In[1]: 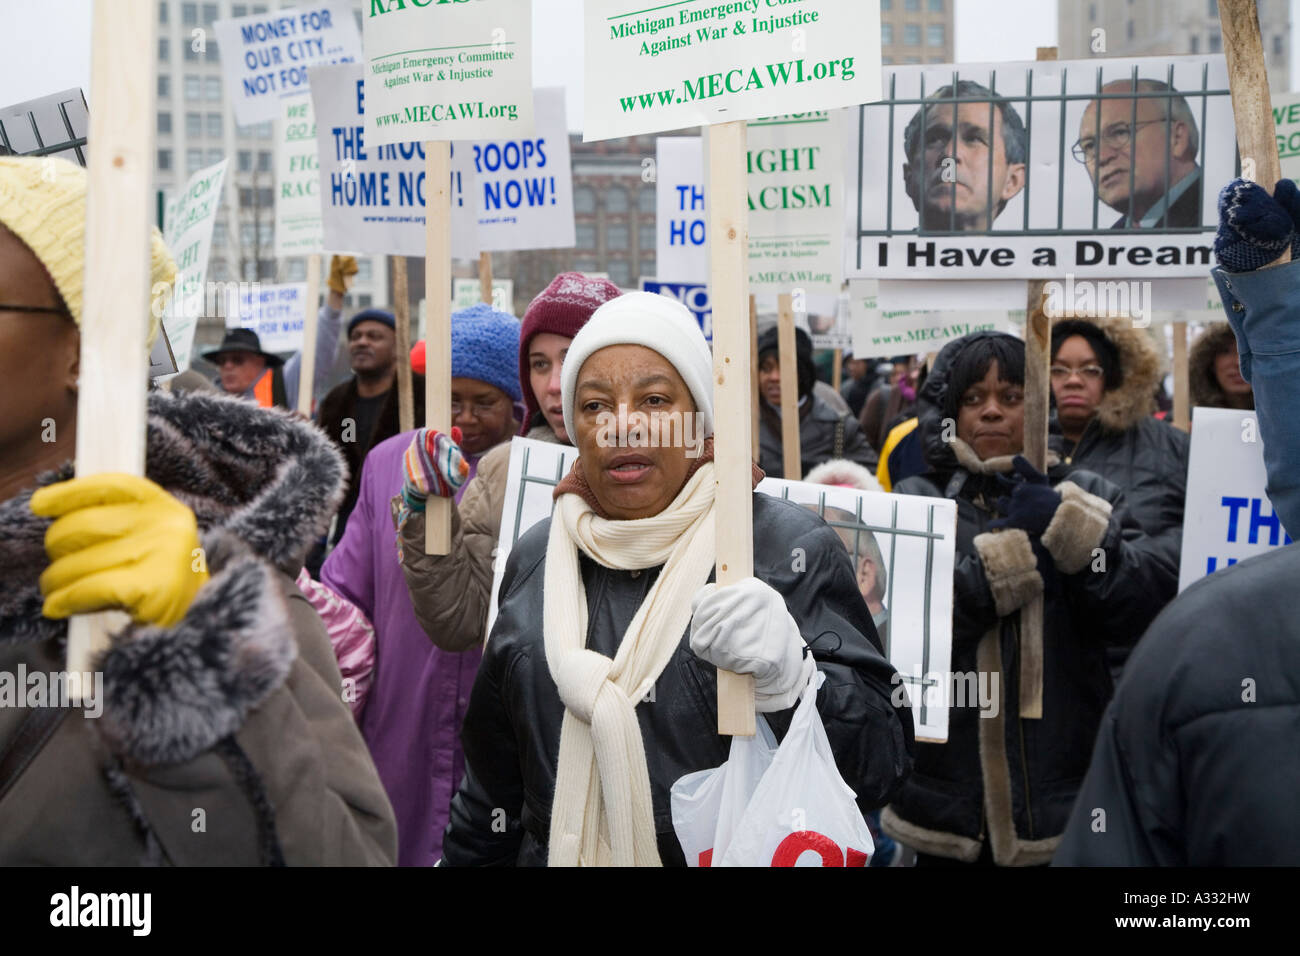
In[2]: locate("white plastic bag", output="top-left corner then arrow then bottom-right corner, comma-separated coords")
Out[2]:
670,713 -> 778,867
670,670 -> 875,867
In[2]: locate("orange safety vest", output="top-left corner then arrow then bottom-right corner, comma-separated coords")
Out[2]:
253,368 -> 275,408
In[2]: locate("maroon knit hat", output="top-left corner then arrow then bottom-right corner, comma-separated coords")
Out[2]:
517,271 -> 623,435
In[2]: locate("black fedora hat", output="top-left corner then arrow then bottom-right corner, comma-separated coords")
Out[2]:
202,327 -> 284,367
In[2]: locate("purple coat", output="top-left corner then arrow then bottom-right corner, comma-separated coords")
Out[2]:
322,430 -> 483,866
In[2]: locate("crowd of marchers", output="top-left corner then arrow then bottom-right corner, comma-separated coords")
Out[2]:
0,154 -> 1296,867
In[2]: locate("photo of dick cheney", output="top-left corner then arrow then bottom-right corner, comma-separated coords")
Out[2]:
849,55 -> 1234,278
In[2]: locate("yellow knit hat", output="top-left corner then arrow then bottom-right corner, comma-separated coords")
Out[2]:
0,155 -> 176,346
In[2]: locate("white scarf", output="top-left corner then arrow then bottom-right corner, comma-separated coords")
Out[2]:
543,463 -> 717,866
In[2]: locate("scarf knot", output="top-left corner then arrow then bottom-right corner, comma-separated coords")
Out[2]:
555,649 -> 618,724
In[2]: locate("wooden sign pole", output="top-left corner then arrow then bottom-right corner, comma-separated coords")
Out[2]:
295,253 -> 322,415
67,0 -> 156,685
1171,319 -> 1189,431
478,250 -> 493,305
1220,0 -> 1288,236
831,348 -> 843,393
1017,44 -> 1060,722
392,255 -> 414,434
708,120 -> 757,736
424,143 -> 453,555
749,293 -> 759,462
777,292 -> 800,479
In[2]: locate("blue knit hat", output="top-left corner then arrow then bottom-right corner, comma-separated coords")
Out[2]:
347,308 -> 396,337
450,303 -> 522,401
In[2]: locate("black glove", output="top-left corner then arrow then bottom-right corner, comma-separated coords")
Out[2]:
989,455 -> 1061,537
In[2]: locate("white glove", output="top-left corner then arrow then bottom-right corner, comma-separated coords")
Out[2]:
689,578 -> 816,713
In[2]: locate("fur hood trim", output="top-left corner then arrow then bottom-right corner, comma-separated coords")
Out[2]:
804,458 -> 882,492
142,389 -> 346,575
1058,316 -> 1164,433
1189,322 -> 1251,410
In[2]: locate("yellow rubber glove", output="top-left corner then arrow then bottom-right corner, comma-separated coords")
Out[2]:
328,254 -> 359,295
30,474 -> 210,628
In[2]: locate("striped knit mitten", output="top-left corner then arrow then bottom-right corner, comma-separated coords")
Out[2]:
401,426 -> 468,514
1215,178 -> 1296,273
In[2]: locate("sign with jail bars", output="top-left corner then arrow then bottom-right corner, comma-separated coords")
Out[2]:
488,437 -> 957,742
1178,408 -> 1292,593
844,55 -> 1236,282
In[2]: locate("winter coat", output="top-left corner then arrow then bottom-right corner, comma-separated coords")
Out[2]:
1212,260 -> 1300,536
440,492 -> 915,866
1055,543 -> 1300,865
321,430 -> 484,867
402,424 -> 562,653
1189,322 -> 1254,411
758,395 -> 878,479
1052,317 -> 1188,581
318,371 -> 426,542
883,331 -> 1170,866
0,391 -> 397,865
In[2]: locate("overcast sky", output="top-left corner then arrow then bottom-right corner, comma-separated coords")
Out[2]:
0,1 -> 1288,131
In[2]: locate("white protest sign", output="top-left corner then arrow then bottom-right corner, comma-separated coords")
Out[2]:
213,1 -> 361,126
489,437 -> 957,741
747,112 -> 843,295
468,87 -> 575,252
584,0 -> 881,142
641,279 -> 711,341
846,55 -> 1234,281
275,95 -> 324,256
848,279 -> 1020,359
362,0 -> 534,147
656,136 -> 708,283
310,62 -> 477,258
225,282 -> 308,354
1178,407 -> 1292,591
161,159 -> 228,374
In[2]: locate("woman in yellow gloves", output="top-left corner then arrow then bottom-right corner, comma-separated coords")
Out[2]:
0,156 -> 396,865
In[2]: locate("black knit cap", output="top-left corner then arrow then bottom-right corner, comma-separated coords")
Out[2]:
1050,319 -> 1123,391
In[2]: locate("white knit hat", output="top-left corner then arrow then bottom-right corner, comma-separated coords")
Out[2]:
561,291 -> 714,443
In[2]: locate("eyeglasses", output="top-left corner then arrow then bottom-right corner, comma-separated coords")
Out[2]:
1071,119 -> 1164,164
0,303 -> 70,316
451,397 -> 507,419
1050,365 -> 1105,382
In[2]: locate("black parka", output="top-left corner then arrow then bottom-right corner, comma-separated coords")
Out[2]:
883,332 -> 1170,866
1055,543 -> 1300,865
441,492 -> 914,866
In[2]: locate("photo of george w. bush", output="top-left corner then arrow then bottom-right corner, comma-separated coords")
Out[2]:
901,80 -> 1028,233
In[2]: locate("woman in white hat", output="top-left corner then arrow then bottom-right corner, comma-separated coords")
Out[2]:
438,292 -> 914,866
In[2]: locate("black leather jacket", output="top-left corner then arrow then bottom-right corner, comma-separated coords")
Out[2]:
440,493 -> 915,866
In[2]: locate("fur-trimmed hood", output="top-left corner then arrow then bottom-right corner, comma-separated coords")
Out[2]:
1189,322 -> 1253,411
0,389 -> 346,766
1054,316 -> 1165,433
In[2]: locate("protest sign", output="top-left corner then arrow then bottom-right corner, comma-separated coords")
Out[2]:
848,279 -> 1019,359
309,62 -> 477,258
583,0 -> 881,142
469,87 -> 575,252
846,55 -> 1235,281
747,112 -> 843,295
225,282 -> 307,354
642,279 -> 711,341
362,0 -> 534,147
161,159 -> 229,373
214,1 -> 361,126
0,88 -> 88,164
275,95 -> 324,256
1178,408 -> 1292,592
656,136 -> 708,283
489,438 -> 958,741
